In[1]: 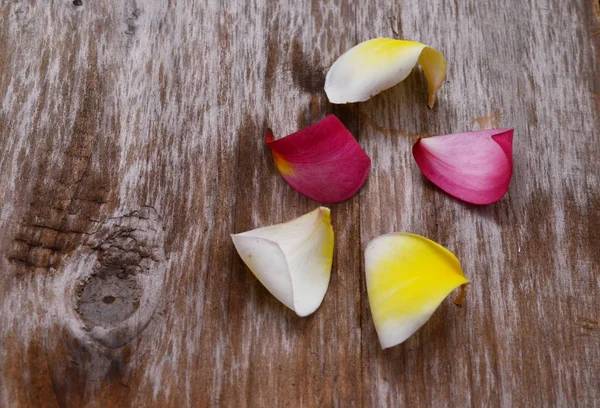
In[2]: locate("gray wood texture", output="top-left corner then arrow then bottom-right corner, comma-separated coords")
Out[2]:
1,0 -> 598,406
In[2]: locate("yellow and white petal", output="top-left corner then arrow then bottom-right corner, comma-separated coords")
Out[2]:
324,38 -> 446,108
365,233 -> 469,349
231,207 -> 334,317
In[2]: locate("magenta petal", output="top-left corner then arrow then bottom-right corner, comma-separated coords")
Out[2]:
267,115 -> 371,203
412,129 -> 514,205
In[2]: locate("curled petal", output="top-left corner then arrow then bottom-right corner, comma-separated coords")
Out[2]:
267,114 -> 371,203
413,129 -> 514,205
231,207 -> 334,317
324,38 -> 446,107
365,233 -> 469,349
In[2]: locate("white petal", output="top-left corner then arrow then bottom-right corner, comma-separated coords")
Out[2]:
325,38 -> 426,104
231,235 -> 295,310
231,207 -> 334,316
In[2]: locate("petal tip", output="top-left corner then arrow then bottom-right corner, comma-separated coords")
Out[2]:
266,128 -> 275,143
419,46 -> 447,108
317,206 -> 331,219
427,98 -> 435,109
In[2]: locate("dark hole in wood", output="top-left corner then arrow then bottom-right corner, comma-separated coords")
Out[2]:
102,295 -> 115,304
73,0 -> 82,6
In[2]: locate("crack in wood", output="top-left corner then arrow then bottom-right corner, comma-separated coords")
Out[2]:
124,1 -> 140,49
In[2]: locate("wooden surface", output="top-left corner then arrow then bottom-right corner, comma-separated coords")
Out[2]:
1,0 -> 599,406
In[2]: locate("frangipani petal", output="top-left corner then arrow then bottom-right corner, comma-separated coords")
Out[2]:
324,38 -> 447,107
412,129 -> 514,205
231,207 -> 334,317
267,115 -> 371,203
365,233 -> 469,349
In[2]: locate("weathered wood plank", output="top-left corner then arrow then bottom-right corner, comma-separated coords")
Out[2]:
0,0 -> 598,407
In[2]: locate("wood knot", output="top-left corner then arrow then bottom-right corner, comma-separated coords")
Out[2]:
72,207 -> 166,349
77,273 -> 141,327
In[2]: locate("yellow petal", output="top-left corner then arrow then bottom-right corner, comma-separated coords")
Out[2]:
365,233 -> 469,349
418,46 -> 447,108
324,38 -> 446,108
231,207 -> 334,316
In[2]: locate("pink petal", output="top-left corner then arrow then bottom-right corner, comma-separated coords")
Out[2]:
266,115 -> 371,203
412,129 -> 514,205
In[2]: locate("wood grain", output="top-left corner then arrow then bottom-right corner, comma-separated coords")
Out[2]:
0,0 -> 598,406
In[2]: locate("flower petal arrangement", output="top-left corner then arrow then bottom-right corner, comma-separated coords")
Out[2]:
229,35 -> 514,353
412,129 -> 514,205
231,207 -> 334,317
324,38 -> 447,107
266,114 -> 371,203
365,233 -> 469,349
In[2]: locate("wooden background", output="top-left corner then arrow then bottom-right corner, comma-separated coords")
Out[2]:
1,0 -> 599,406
